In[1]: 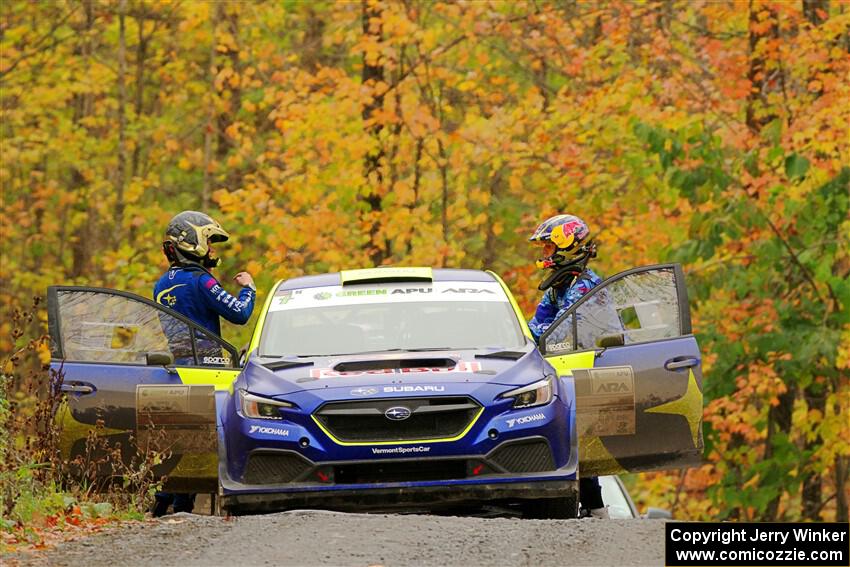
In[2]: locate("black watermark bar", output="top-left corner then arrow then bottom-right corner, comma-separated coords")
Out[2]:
666,522 -> 849,567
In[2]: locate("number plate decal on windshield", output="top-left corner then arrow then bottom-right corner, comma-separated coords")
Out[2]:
268,282 -> 508,311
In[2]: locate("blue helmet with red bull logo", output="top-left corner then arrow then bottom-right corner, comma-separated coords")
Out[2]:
529,214 -> 597,290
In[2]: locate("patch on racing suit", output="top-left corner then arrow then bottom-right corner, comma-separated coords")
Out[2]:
573,366 -> 636,436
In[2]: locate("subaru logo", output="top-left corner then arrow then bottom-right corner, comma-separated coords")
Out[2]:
385,406 -> 412,421
350,387 -> 378,397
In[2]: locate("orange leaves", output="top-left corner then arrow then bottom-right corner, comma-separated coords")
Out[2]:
750,18 -> 775,37
736,360 -> 788,405
66,506 -> 83,526
244,260 -> 263,277
357,33 -> 383,68
2,505 -> 127,555
721,78 -> 753,101
705,396 -> 761,446
214,66 -> 240,92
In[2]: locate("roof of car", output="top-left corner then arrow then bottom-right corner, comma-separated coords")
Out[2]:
277,268 -> 497,291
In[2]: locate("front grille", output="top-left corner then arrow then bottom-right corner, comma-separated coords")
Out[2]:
335,459 -> 468,484
489,439 -> 555,473
314,397 -> 481,443
242,451 -> 312,484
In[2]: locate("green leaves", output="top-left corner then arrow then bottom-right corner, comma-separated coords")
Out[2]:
637,107 -> 848,520
633,121 -> 683,170
784,154 -> 810,180
80,502 -> 113,519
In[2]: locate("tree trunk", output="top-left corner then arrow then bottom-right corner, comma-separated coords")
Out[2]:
203,3 -> 219,210
130,5 -> 148,179
836,454 -> 849,523
69,0 -> 95,280
763,387 -> 795,520
803,0 -> 829,98
216,5 -> 241,191
746,0 -> 780,133
114,0 -> 127,245
801,384 -> 826,520
437,138 -> 449,251
361,0 -> 386,266
582,13 -> 603,47
481,169 -> 503,271
302,5 -> 326,72
803,0 -> 829,25
404,139 -> 423,258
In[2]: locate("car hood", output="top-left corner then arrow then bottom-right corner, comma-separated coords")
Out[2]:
239,347 -> 553,399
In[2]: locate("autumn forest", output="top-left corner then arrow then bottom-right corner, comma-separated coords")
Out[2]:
1,0 -> 848,522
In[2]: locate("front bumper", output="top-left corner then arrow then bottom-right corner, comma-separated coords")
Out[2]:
223,389 -> 575,476
218,381 -> 578,513
217,435 -> 578,514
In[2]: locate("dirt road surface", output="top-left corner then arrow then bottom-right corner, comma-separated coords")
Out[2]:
5,511 -> 667,567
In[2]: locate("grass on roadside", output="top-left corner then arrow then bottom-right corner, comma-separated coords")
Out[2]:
1,298 -> 167,551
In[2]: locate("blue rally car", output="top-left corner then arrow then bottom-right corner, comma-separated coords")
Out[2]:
48,265 -> 703,518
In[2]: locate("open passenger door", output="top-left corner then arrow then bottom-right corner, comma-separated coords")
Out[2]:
48,286 -> 243,491
539,264 -> 704,476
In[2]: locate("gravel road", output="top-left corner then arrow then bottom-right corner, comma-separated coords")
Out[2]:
5,511 -> 667,567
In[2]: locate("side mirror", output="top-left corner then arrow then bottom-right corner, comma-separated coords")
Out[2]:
643,507 -> 673,519
146,351 -> 175,366
597,334 -> 625,348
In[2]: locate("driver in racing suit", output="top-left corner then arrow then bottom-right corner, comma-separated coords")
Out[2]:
152,210 -> 256,516
528,214 -> 609,519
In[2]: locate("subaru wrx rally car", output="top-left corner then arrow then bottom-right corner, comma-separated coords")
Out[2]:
48,265 -> 703,517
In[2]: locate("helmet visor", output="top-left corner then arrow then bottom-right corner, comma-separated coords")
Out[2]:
534,241 -> 559,269
537,241 -> 557,256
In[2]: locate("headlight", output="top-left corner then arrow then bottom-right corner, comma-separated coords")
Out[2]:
239,389 -> 293,420
500,375 -> 555,409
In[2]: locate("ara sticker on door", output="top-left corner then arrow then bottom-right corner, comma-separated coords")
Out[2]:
573,366 -> 636,437
136,384 -> 216,453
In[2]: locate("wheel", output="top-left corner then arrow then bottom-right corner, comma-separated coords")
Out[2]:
522,495 -> 578,519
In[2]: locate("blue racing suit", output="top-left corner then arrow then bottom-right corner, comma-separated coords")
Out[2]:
529,268 -> 605,513
528,269 -> 602,340
154,265 -> 255,336
152,264 -> 255,516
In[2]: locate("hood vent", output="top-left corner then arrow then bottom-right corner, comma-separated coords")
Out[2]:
333,358 -> 457,373
474,350 -> 527,361
262,360 -> 314,372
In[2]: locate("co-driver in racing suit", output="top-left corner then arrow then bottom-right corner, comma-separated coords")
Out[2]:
152,210 -> 256,516
528,214 -> 609,519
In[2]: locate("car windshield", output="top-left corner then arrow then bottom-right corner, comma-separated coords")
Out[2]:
259,280 -> 526,357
